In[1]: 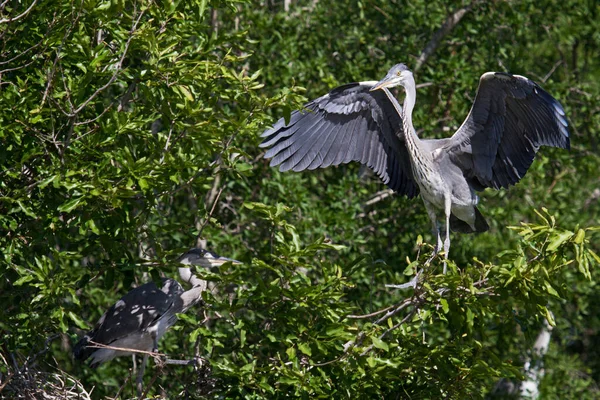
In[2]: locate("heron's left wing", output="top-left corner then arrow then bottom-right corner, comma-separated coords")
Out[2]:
260,82 -> 418,198
74,280 -> 183,363
444,72 -> 570,190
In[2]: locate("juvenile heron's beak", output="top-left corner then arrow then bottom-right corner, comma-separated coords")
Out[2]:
208,256 -> 242,267
176,249 -> 242,267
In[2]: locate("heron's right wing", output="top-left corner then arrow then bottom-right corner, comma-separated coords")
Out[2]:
260,82 -> 418,198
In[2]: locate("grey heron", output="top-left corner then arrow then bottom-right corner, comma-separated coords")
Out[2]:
260,64 -> 570,272
73,248 -> 241,394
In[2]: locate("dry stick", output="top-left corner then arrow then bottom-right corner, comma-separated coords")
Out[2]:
542,60 -> 563,83
87,341 -> 164,361
414,1 -> 479,72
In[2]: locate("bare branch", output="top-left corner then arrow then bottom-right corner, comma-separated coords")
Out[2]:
69,2 -> 148,116
542,60 -> 563,83
414,1 -> 479,72
87,340 -> 163,360
0,0 -> 37,24
74,103 -> 113,126
347,303 -> 396,319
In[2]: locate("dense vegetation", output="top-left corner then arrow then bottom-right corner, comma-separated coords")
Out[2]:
1,0 -> 599,398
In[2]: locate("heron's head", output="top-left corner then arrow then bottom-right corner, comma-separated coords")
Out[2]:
177,248 -> 242,268
370,63 -> 412,91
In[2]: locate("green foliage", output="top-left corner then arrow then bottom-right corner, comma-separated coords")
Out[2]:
1,0 -> 599,398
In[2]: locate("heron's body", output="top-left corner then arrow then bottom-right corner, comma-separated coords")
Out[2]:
74,249 -> 241,394
73,277 -> 187,367
260,65 -> 570,270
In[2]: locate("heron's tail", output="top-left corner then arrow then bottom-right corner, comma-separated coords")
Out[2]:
450,207 -> 489,233
73,334 -> 95,363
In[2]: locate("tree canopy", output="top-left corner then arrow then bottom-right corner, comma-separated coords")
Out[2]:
1,0 -> 599,398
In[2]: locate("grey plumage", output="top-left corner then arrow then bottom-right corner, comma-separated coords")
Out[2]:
73,249 -> 241,367
262,82 -> 418,197
73,278 -> 185,367
260,64 -> 570,271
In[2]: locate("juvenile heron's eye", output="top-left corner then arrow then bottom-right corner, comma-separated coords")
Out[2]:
396,71 -> 401,76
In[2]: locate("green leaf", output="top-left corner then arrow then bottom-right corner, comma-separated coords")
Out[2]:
371,337 -> 389,351
546,231 -> 573,252
58,197 -> 85,213
440,298 -> 449,314
15,200 -> 37,218
286,346 -> 296,360
297,342 -> 312,356
68,311 -> 90,329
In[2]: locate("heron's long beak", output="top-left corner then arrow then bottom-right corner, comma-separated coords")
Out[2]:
370,76 -> 397,91
209,256 -> 242,267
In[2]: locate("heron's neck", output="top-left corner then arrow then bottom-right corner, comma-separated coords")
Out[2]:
401,81 -> 417,141
178,267 -> 207,312
178,267 -> 206,288
382,84 -> 426,166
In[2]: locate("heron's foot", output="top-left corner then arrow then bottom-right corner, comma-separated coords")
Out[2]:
385,270 -> 422,290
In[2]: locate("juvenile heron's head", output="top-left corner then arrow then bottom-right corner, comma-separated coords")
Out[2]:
370,63 -> 413,91
177,248 -> 241,268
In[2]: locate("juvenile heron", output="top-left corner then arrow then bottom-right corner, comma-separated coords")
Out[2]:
260,64 -> 570,272
73,248 -> 241,393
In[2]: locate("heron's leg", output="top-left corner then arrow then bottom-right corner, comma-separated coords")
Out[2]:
164,357 -> 200,366
136,354 -> 148,397
424,201 -> 442,262
385,268 -> 421,290
443,195 -> 452,274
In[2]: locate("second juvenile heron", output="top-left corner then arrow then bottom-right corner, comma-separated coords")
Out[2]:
73,248 -> 241,394
260,64 -> 570,272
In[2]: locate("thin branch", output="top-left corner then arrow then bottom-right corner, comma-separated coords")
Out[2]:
87,341 -> 163,361
74,103 -> 113,126
196,186 -> 224,242
159,120 -> 175,163
415,1 -> 479,71
347,303 -> 397,319
542,60 -> 563,83
0,57 -> 36,74
0,34 -> 45,65
0,0 -> 37,24
360,309 -> 418,356
69,2 -> 148,116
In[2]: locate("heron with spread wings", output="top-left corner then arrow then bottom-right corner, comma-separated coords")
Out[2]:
260,64 -> 570,272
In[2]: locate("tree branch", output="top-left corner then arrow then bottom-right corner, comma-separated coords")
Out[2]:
68,1 -> 148,116
0,0 -> 37,24
414,2 -> 478,72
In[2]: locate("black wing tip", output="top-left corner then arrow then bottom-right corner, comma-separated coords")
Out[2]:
73,336 -> 93,362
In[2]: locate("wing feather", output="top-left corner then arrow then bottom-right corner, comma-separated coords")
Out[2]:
74,280 -> 184,363
260,82 -> 418,197
446,72 -> 569,190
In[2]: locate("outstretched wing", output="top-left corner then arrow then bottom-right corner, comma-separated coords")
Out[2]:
260,82 -> 418,198
445,72 -> 570,190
